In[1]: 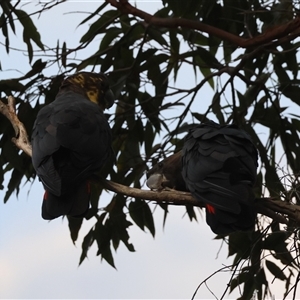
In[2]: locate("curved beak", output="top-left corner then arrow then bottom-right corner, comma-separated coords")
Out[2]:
104,89 -> 115,109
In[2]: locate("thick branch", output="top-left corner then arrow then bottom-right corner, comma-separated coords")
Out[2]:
102,179 -> 199,206
106,0 -> 300,48
101,180 -> 296,225
0,95 -> 299,226
0,96 -> 32,157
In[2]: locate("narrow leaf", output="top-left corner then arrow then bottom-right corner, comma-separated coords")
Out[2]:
79,228 -> 94,266
266,260 -> 286,281
14,9 -> 44,50
67,216 -> 83,244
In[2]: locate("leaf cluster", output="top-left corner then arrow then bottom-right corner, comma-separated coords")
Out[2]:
1,0 -> 300,298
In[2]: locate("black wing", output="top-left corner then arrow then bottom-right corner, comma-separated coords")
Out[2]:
32,91 -> 112,197
182,121 -> 258,234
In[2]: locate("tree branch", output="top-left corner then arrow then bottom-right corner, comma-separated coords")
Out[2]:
1,95 -> 299,227
101,179 -> 198,205
0,96 -> 32,157
106,0 -> 300,48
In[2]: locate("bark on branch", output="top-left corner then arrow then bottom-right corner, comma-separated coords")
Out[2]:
102,179 -> 198,206
0,95 -> 299,226
0,96 -> 32,157
106,0 -> 300,48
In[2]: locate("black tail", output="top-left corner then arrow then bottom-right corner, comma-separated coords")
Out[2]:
205,203 -> 256,235
182,121 -> 258,235
42,181 -> 91,220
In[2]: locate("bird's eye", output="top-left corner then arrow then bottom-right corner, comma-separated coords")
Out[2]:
158,162 -> 163,168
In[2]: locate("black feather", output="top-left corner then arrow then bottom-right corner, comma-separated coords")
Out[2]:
182,121 -> 258,234
32,79 -> 113,220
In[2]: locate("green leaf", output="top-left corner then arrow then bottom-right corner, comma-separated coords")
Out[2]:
273,246 -> 295,267
264,166 -> 285,196
211,92 -> 224,124
144,121 -> 155,157
274,62 -> 290,84
95,213 -> 116,268
4,168 -> 23,203
13,9 -> 44,56
230,267 -> 252,292
147,27 -> 168,46
185,205 -> 197,222
281,42 -> 299,79
99,27 -> 121,51
1,15 -> 9,53
256,267 -> 268,288
167,0 -> 201,17
159,203 -> 169,229
67,216 -> 83,244
237,277 -> 255,300
279,84 -> 300,106
99,244 -> 115,269
228,231 -> 252,261
154,7 -> 170,18
193,55 -> 215,89
100,49 -> 114,73
265,260 -> 286,281
196,46 -> 222,69
109,211 -> 135,252
117,131 -> 143,172
78,2 -> 108,26
137,91 -> 162,132
184,31 -> 208,46
2,2 -> 16,34
61,41 -> 67,68
23,59 -> 47,78
270,220 -> 280,233
147,60 -> 162,86
79,228 -> 95,266
291,118 -> 300,132
77,56 -> 102,72
223,40 -> 234,63
170,30 -> 179,54
263,231 -> 289,250
191,113 -> 210,123
129,199 -> 155,237
137,49 -> 158,66
80,10 -> 120,43
0,79 -> 25,94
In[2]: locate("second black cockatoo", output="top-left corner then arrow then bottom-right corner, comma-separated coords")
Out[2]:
31,72 -> 114,220
147,121 -> 258,235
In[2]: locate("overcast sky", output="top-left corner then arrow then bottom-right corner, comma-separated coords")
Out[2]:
0,1 -> 296,300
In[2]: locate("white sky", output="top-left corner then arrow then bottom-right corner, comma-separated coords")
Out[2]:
0,1 -> 298,299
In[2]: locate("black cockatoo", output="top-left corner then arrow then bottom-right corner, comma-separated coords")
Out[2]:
147,121 -> 258,235
31,72 -> 114,220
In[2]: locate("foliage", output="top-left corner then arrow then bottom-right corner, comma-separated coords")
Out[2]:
1,0 -> 300,299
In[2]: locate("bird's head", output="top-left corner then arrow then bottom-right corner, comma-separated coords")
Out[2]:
60,72 -> 115,110
147,151 -> 186,191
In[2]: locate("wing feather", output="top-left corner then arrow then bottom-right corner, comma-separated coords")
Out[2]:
32,91 -> 112,196
182,121 -> 258,234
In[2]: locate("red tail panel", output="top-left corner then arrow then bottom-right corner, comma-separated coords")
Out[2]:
206,204 -> 216,214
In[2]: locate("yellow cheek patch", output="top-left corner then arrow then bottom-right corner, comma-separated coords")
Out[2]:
86,89 -> 99,104
66,73 -> 106,104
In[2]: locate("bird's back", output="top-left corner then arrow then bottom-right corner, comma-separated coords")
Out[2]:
32,91 -> 112,196
31,74 -> 114,221
182,121 -> 258,234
